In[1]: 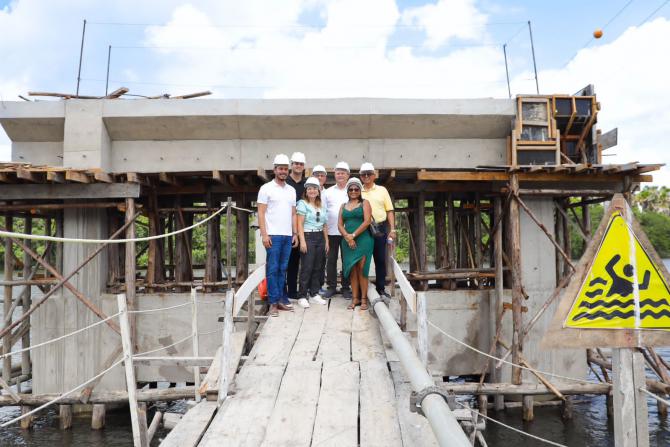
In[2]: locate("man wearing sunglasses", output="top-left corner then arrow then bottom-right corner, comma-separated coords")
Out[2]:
359,162 -> 395,298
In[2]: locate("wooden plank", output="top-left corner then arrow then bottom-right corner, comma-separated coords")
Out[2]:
65,170 -> 91,183
351,306 -> 386,362
312,362 -> 359,447
417,170 -> 650,183
389,362 -> 439,447
46,171 -> 65,183
317,298 -> 353,363
260,361 -> 322,447
199,364 -> 285,447
248,307 -> 305,366
218,290 -> 234,405
233,265 -> 265,316
417,292 -> 428,368
131,357 -> 214,367
159,172 -> 180,186
392,258 -> 417,313
359,359 -> 403,447
289,302 -> 328,362
198,332 -> 246,396
0,183 -> 140,199
16,168 -> 41,182
161,401 -> 218,447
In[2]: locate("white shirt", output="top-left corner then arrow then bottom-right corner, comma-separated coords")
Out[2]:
323,183 -> 349,236
257,180 -> 296,236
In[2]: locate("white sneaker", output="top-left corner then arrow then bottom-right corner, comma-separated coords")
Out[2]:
298,298 -> 310,308
309,294 -> 327,305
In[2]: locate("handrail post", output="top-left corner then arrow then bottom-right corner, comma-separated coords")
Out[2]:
218,289 -> 234,406
117,294 -> 148,447
191,288 -> 201,402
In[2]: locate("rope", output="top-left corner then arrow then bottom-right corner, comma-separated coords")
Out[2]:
455,402 -> 567,447
0,312 -> 121,360
427,320 -> 599,385
133,334 -> 193,357
198,328 -> 221,336
232,205 -> 254,214
0,358 -> 125,427
0,204 -> 228,244
639,387 -> 670,406
128,301 -> 191,314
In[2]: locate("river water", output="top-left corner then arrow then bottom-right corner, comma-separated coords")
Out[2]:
1,265 -> 670,446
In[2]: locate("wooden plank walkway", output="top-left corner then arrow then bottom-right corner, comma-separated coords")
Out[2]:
168,298 -> 436,447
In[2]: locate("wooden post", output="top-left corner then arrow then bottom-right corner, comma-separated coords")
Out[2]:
20,405 -> 33,430
474,194 -> 482,270
146,191 -> 165,289
108,211 -> 122,287
204,191 -> 221,292
235,196 -> 250,284
492,197 -> 505,411
125,198 -> 138,349
417,291 -> 428,368
91,403 -> 106,429
191,288 -> 201,402
507,175 -> 524,387
59,404 -> 73,430
433,193 -> 449,289
226,197 -> 233,290
55,212 -> 63,273
245,286 -> 256,351
3,213 -> 13,384
612,349 -> 649,447
20,216 -> 31,390
218,289 -> 234,407
174,198 -> 193,288
117,294 -> 149,447
562,199 -> 572,278
447,194 -> 457,289
415,192 -> 427,290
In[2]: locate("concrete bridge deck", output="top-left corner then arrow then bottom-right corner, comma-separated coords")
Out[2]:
164,297 -> 437,447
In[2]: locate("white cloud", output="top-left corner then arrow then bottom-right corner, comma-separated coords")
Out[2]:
401,0 -> 489,49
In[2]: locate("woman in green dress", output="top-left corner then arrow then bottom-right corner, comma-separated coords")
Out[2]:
338,178 -> 374,310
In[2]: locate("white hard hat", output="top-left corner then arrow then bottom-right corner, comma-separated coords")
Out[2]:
334,161 -> 350,172
290,152 -> 306,164
346,177 -> 363,190
359,162 -> 375,172
304,177 -> 320,188
273,153 -> 290,166
312,164 -> 326,174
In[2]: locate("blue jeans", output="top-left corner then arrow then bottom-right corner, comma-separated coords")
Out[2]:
266,235 -> 293,305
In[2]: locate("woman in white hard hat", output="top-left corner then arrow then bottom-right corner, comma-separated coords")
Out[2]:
338,177 -> 374,310
296,177 -> 329,308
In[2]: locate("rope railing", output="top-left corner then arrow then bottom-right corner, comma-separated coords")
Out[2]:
0,358 -> 125,428
0,203 -> 233,244
426,320 -> 600,385
133,334 -> 194,357
455,402 -> 568,447
0,311 -> 121,361
127,301 -> 192,314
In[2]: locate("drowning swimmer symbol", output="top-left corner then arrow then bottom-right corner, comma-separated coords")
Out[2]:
603,254 -> 651,298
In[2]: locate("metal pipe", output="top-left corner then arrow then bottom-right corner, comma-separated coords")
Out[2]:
503,43 -> 511,98
527,20 -> 539,94
105,45 -> 112,96
368,286 -> 471,447
76,19 -> 87,96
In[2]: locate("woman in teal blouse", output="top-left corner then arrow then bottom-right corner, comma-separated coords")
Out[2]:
296,177 -> 329,308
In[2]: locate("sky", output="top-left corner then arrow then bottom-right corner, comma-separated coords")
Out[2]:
1,0 -> 669,184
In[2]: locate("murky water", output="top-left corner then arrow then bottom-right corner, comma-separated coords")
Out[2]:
1,265 -> 670,446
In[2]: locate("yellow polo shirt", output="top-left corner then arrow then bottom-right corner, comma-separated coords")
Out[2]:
362,183 -> 393,223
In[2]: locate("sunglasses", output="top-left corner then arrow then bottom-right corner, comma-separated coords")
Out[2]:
316,211 -> 320,223
348,187 -> 361,192
360,172 -> 374,177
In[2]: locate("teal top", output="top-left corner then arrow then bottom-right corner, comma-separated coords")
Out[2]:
296,200 -> 327,231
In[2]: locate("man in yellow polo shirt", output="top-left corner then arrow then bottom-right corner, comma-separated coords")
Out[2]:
360,162 -> 395,298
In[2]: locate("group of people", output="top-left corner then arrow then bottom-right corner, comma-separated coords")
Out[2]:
257,152 -> 396,317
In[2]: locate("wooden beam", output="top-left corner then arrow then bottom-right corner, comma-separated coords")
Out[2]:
104,87 -> 129,99
126,173 -> 149,186
94,172 -> 113,183
159,172 -> 180,186
0,183 -> 141,200
46,171 -> 65,183
16,169 -> 41,183
212,170 -> 224,184
417,170 -> 651,183
65,170 -> 91,184
256,168 -> 270,182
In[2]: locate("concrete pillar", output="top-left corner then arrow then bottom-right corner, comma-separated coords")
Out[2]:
63,100 -> 111,171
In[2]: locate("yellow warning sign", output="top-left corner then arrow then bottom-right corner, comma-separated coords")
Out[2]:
564,211 -> 670,330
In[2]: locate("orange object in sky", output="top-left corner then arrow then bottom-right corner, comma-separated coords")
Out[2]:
593,29 -> 604,39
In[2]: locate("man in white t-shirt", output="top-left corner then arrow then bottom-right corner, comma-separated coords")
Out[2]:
257,154 -> 298,317
322,161 -> 352,299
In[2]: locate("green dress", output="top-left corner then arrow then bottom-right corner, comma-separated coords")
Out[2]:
341,203 -> 374,279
